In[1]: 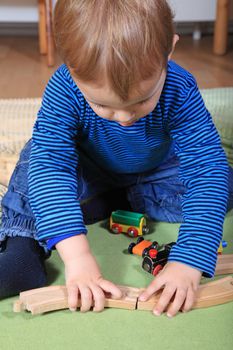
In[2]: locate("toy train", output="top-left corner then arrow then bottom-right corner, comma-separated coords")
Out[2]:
128,237 -> 228,277
127,237 -> 176,276
110,210 -> 149,237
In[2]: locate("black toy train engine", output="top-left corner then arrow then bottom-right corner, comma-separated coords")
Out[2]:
142,242 -> 176,276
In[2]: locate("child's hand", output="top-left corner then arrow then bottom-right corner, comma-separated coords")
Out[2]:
139,261 -> 202,317
55,235 -> 122,312
65,251 -> 122,312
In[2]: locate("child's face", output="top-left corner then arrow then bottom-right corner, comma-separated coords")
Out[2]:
73,68 -> 166,127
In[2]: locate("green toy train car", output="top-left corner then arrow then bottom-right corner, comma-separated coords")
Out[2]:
110,210 -> 149,237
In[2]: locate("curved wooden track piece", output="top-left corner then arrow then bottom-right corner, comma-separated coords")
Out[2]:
215,254 -> 233,275
137,276 -> 233,311
13,285 -> 142,315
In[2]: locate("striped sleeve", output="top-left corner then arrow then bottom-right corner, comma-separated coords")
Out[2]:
28,66 -> 87,244
167,75 -> 229,277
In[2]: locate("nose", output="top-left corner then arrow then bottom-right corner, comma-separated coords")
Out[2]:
114,110 -> 135,123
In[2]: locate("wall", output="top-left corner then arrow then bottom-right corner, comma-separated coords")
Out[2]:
169,0 -> 216,21
0,0 -> 232,23
0,0 -> 38,22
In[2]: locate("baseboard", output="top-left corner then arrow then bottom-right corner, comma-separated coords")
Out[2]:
0,23 -> 38,36
0,21 -> 232,36
175,21 -> 233,35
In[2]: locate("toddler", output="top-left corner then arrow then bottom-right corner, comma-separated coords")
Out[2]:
0,0 -> 233,317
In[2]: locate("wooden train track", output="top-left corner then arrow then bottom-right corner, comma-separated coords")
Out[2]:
215,254 -> 233,275
138,276 -> 233,311
13,285 -> 143,314
13,254 -> 233,315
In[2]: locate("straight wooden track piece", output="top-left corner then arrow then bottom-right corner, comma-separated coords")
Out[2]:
215,254 -> 233,275
13,285 -> 142,315
137,276 -> 233,311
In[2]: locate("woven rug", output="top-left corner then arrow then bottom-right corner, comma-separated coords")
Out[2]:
0,98 -> 41,155
201,88 -> 233,163
0,98 -> 41,185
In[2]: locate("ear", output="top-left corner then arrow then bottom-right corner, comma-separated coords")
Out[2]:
168,34 -> 179,60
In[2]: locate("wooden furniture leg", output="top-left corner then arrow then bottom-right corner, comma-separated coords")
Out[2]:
38,0 -> 55,66
214,0 -> 230,55
45,0 -> 55,66
38,0 -> 47,55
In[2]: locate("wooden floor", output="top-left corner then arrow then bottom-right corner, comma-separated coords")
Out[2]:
0,34 -> 232,99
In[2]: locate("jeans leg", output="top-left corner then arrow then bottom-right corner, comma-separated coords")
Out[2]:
74,150 -> 132,223
0,139 -> 131,241
127,157 -> 233,223
0,237 -> 47,299
0,139 -> 47,251
126,154 -> 184,222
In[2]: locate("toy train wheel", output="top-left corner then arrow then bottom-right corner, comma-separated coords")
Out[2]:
127,227 -> 138,237
142,248 -> 149,258
152,265 -> 163,276
128,242 -> 136,254
111,223 -> 123,234
136,237 -> 144,244
151,241 -> 159,250
142,256 -> 152,273
142,226 -> 149,234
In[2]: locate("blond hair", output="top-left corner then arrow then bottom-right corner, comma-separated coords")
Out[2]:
54,0 -> 174,100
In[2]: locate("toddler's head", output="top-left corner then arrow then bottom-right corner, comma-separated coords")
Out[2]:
54,0 -> 177,126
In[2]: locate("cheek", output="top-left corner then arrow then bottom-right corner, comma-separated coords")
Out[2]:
91,107 -> 114,120
137,99 -> 158,117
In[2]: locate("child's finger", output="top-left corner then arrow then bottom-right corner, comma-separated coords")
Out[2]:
165,287 -> 187,317
152,285 -> 176,316
138,278 -> 164,302
91,285 -> 106,312
67,284 -> 79,311
98,279 -> 123,299
181,287 -> 196,312
79,285 -> 93,312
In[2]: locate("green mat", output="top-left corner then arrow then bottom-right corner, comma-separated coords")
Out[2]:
201,88 -> 233,167
0,212 -> 233,350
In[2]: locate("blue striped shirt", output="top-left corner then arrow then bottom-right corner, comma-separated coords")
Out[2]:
28,60 -> 229,277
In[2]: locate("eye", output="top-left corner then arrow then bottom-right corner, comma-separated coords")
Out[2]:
93,103 -> 104,109
139,97 -> 151,105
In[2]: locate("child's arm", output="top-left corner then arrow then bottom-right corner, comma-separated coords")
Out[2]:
28,66 -> 122,311
56,235 -> 122,312
144,65 -> 229,316
165,72 -> 229,279
139,262 -> 202,317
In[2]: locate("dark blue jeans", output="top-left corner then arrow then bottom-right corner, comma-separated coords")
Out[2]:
0,139 -> 233,298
